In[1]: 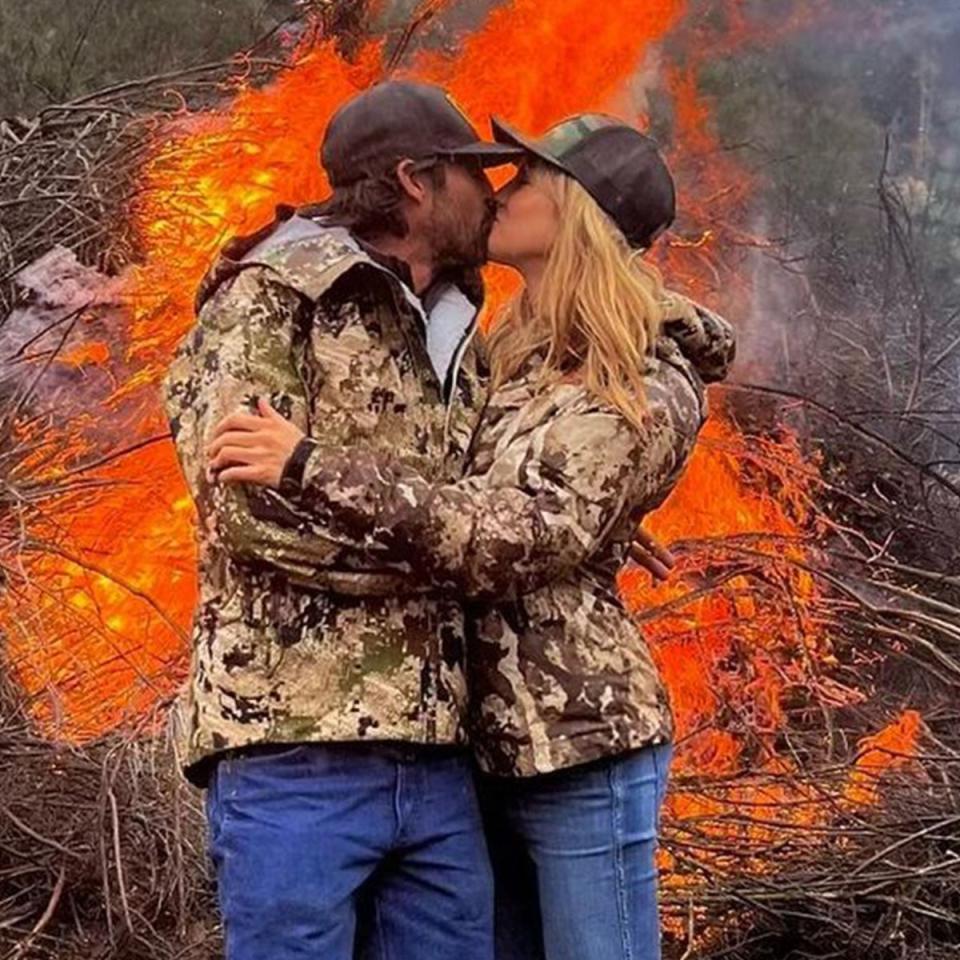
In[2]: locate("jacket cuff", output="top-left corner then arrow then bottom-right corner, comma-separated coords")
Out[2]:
279,436 -> 320,497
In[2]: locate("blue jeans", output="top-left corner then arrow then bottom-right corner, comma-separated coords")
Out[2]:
205,742 -> 494,960
480,743 -> 672,960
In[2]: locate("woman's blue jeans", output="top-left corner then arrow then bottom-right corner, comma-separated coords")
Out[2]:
479,743 -> 672,960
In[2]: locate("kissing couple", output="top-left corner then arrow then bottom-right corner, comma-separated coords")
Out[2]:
165,80 -> 735,960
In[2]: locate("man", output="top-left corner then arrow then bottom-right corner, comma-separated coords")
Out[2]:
164,81 -> 522,960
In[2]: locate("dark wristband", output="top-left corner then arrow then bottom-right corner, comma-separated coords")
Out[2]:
278,436 -> 319,498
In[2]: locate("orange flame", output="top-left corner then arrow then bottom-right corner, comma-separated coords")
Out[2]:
620,416 -> 830,764
4,0 -> 694,733
844,709 -> 924,806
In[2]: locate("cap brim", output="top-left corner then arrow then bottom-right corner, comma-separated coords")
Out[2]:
490,117 -> 573,177
445,141 -> 525,167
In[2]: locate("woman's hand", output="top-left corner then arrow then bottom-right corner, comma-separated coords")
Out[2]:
208,396 -> 305,488
627,527 -> 676,582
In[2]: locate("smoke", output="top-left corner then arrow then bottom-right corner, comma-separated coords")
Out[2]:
664,1 -> 960,440
13,246 -> 123,310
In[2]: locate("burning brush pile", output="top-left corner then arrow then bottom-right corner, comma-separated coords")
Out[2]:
2,1 -> 960,958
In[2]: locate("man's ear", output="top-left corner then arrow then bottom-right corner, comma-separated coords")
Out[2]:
395,159 -> 429,204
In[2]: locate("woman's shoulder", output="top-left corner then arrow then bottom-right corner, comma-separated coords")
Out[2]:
480,345 -> 708,477
644,346 -> 708,420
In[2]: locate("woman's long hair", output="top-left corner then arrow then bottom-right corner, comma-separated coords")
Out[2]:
487,167 -> 665,430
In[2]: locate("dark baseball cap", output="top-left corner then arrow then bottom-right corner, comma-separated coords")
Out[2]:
492,114 -> 676,249
322,81 -> 523,187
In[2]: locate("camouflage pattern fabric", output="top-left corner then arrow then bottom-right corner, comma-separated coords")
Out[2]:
534,113 -> 622,159
163,220 -> 486,779
659,291 -> 736,385
280,297 -> 735,776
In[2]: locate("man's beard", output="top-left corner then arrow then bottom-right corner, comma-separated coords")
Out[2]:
432,202 -> 497,270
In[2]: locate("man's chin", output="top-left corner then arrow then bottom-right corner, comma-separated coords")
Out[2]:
440,251 -> 486,272
436,221 -> 497,270
441,243 -> 489,271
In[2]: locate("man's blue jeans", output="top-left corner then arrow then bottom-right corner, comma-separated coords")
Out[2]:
480,743 -> 673,960
205,742 -> 494,960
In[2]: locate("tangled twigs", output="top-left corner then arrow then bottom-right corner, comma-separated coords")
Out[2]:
660,769 -> 960,959
0,55 -> 296,317
725,382 -> 960,501
0,672 -> 216,960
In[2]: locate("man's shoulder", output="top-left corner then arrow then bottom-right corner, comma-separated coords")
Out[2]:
251,224 -> 367,300
197,219 -> 391,317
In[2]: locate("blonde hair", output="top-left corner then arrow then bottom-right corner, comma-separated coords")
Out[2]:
487,167 -> 664,430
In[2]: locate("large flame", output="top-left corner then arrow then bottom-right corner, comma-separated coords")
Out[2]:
2,0 -> 918,905
4,0 -> 692,732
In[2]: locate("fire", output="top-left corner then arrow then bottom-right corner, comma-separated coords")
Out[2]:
845,709 -> 924,806
3,0 -> 696,734
620,416 -> 829,762
5,432 -> 195,734
616,414 -> 922,904
0,0 -> 921,909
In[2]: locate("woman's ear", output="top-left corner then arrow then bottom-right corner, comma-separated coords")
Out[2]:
395,159 -> 428,205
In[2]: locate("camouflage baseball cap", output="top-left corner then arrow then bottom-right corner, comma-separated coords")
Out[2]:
323,81 -> 523,187
492,114 -> 676,249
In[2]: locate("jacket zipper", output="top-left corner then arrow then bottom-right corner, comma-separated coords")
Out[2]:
387,287 -> 444,402
443,321 -> 479,450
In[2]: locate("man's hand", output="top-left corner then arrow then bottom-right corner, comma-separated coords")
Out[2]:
208,397 -> 305,488
627,526 -> 676,582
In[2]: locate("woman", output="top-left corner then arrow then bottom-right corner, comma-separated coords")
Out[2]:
209,114 -> 734,959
